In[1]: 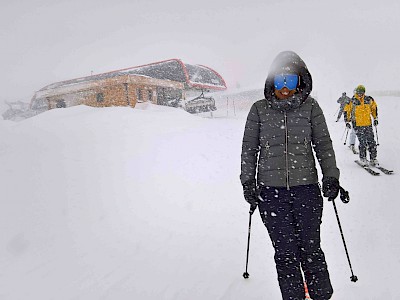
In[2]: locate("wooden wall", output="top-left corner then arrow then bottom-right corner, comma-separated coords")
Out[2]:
43,75 -> 184,110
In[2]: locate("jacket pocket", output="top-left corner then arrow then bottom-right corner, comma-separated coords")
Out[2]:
259,141 -> 271,166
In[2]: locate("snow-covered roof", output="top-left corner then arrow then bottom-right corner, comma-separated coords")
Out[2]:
123,59 -> 227,91
39,59 -> 227,93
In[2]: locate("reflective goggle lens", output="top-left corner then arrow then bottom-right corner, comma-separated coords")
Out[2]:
274,74 -> 298,90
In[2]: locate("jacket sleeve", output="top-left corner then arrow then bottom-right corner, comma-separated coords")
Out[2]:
344,102 -> 352,122
370,98 -> 378,119
343,110 -> 348,122
310,100 -> 340,180
240,103 -> 261,185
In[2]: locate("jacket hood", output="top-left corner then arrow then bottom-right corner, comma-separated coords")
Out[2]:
264,51 -> 312,111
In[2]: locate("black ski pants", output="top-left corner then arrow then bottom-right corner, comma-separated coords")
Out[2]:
258,184 -> 333,300
354,125 -> 377,160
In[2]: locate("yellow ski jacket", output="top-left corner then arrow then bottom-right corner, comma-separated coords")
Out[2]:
344,94 -> 377,127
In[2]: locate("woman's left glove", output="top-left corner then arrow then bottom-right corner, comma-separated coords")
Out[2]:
242,180 -> 259,206
322,177 -> 340,200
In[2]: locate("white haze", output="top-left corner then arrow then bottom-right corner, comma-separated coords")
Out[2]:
1,0 -> 400,105
1,92 -> 399,299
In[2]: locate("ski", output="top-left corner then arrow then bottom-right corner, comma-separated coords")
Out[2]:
354,160 -> 380,176
371,165 -> 394,175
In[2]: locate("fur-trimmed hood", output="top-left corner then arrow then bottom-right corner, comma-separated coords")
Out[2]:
264,51 -> 313,111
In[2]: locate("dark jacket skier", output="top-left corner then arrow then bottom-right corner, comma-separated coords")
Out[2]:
240,51 -> 340,300
336,92 -> 351,121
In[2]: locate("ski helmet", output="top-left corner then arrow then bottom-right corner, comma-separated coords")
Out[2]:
355,85 -> 366,94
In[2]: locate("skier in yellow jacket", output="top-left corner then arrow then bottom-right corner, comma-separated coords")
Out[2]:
344,85 -> 378,166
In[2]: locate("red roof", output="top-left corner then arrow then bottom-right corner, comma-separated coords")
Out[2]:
40,59 -> 227,92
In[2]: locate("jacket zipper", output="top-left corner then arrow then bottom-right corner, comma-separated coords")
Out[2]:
284,111 -> 289,190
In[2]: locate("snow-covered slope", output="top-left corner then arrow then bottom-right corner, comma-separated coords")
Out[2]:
1,95 -> 399,299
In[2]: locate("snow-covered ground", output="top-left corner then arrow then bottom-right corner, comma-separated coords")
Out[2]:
1,93 -> 399,299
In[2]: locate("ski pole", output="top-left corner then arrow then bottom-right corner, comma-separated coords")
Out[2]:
243,205 -> 256,279
329,196 -> 358,282
333,106 -> 340,117
341,127 -> 348,141
374,125 -> 380,146
343,128 -> 350,145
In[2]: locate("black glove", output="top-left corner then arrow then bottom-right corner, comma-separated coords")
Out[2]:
346,122 -> 351,129
242,180 -> 259,208
374,119 -> 378,126
322,177 -> 340,200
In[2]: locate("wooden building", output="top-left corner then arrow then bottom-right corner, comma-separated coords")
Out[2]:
30,59 -> 227,114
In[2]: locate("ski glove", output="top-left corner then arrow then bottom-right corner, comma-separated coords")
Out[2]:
322,177 -> 340,200
346,122 -> 351,129
374,119 -> 378,126
242,180 -> 259,207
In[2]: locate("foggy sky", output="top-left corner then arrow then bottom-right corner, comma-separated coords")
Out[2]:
1,0 -> 399,103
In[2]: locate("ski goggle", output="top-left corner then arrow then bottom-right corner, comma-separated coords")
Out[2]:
274,74 -> 299,90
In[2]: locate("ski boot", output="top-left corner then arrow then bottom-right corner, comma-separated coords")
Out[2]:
370,159 -> 379,166
360,158 -> 369,166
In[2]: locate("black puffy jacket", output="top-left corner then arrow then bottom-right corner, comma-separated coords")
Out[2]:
240,51 -> 340,188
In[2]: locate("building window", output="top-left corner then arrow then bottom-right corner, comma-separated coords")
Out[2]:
56,99 -> 66,108
137,88 -> 143,102
148,90 -> 153,101
96,93 -> 104,103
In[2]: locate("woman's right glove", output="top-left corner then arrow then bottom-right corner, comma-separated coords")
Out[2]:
322,177 -> 340,200
242,180 -> 259,206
